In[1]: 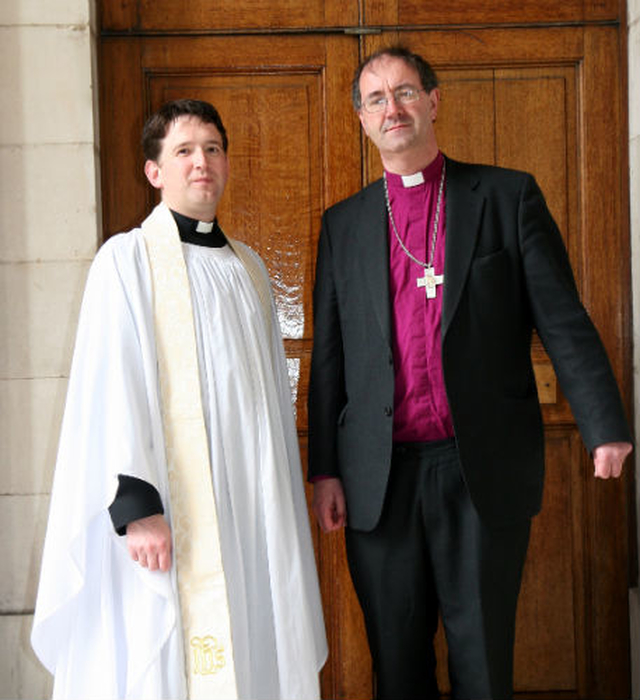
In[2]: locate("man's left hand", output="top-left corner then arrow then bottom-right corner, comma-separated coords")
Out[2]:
592,441 -> 633,479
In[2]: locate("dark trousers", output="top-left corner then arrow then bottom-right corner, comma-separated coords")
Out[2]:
345,440 -> 531,700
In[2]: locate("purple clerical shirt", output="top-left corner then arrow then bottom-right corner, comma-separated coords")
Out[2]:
387,151 -> 454,442
310,154 -> 454,483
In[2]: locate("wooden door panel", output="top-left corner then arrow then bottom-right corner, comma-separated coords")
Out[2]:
436,66 -> 577,249
298,436 -> 374,699
101,0 -> 620,31
100,34 -> 360,350
149,72 -> 322,344
433,69 -> 496,166
100,0 -> 358,32
364,0 -> 620,26
494,69 -> 575,240
514,428 -> 585,692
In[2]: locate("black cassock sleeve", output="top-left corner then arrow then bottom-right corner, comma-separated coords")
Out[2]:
108,475 -> 164,536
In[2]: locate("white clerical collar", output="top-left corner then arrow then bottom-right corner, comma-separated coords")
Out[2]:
196,220 -> 215,233
401,172 -> 425,188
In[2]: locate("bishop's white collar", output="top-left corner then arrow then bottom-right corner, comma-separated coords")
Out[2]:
400,172 -> 425,187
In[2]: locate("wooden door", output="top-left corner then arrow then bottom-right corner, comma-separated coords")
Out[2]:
99,4 -> 632,698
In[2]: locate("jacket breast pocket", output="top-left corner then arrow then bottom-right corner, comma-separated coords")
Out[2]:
471,248 -> 509,276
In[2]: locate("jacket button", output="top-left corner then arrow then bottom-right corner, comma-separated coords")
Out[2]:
384,406 -> 393,417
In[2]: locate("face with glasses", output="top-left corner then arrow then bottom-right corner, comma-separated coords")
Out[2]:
361,85 -> 425,114
357,55 -> 440,173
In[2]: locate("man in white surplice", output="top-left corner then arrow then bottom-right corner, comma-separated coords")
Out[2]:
31,99 -> 327,700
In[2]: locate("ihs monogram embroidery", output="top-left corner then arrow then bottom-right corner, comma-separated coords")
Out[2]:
190,636 -> 226,675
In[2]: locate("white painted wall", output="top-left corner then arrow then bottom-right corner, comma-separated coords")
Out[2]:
0,0 -> 100,696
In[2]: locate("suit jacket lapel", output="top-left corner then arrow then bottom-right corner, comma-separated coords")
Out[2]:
355,180 -> 392,347
442,158 -> 484,338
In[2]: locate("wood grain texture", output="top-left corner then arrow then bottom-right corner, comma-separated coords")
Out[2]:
100,0 -> 620,30
100,0 -> 358,31
366,0 -> 620,26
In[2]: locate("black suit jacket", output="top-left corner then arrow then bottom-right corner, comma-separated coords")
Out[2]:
308,157 -> 632,531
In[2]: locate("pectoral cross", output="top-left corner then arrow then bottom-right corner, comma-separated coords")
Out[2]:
417,268 -> 444,299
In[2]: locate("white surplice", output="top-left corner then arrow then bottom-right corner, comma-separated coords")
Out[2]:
31,204 -> 327,700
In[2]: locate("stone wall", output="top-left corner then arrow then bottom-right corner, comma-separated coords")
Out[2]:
0,0 -> 99,696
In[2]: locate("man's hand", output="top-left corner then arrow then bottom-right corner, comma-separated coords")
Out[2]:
126,513 -> 172,571
312,478 -> 347,532
592,441 -> 633,479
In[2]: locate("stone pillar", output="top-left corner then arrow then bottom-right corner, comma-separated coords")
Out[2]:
0,0 -> 100,695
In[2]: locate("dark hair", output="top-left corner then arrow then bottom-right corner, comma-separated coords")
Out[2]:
351,46 -> 439,110
142,99 -> 229,161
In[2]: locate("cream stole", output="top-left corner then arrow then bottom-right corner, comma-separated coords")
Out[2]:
141,203 -> 270,698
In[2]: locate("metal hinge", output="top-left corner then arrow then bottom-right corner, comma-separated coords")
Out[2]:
343,27 -> 383,35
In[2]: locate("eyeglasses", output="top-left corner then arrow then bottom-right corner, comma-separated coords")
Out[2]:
361,86 -> 426,114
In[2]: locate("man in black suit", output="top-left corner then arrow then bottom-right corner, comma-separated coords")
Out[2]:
307,46 -> 633,699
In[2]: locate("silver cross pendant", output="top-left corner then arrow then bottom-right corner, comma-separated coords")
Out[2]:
416,268 -> 444,299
